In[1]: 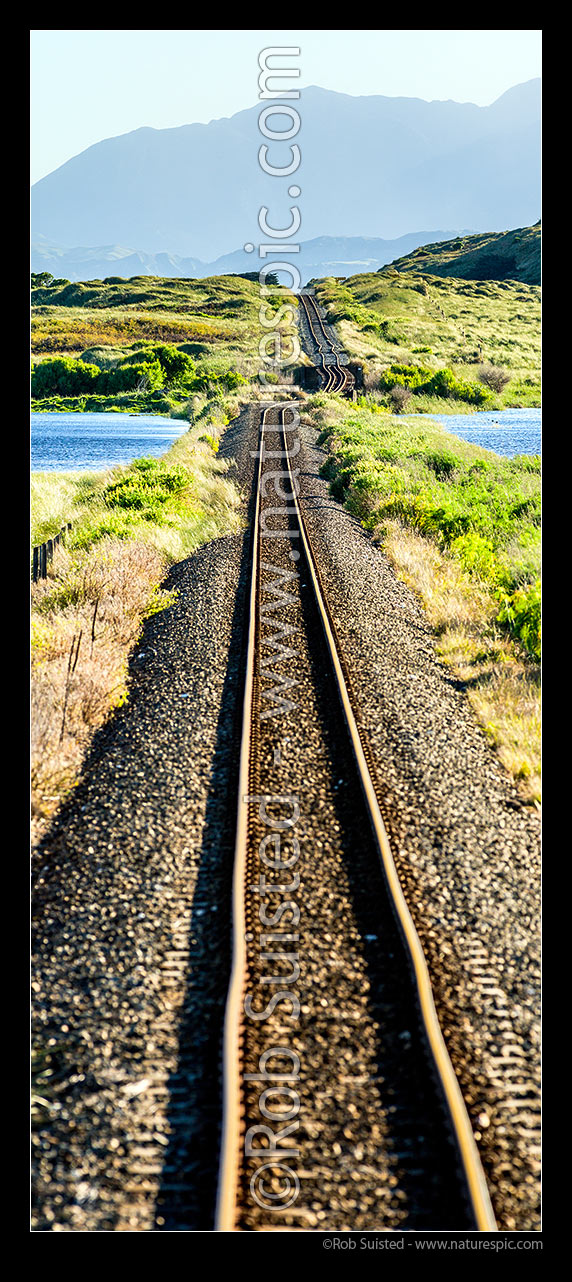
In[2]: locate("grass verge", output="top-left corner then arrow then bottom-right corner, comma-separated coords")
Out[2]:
304,394 -> 541,803
31,424 -> 242,840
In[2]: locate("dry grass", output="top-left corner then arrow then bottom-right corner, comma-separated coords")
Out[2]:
378,519 -> 541,804
31,471 -> 106,545
31,309 -> 243,354
31,539 -> 174,841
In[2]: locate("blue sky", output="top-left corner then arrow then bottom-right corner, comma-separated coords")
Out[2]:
31,28 -> 541,183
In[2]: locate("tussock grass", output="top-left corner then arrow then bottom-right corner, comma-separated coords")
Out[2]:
31,471 -> 105,545
31,539 -> 169,832
31,427 -> 242,839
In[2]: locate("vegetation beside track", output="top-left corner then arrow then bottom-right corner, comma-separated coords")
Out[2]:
311,269 -> 540,413
30,271 -> 300,838
31,273 -> 298,420
31,427 -> 242,838
304,393 -> 541,801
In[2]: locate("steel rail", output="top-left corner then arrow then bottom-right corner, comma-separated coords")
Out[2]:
302,294 -> 333,389
214,407 -> 265,1233
298,292 -> 352,393
304,292 -> 344,356
279,405 -> 497,1233
302,293 -> 338,390
303,293 -> 353,394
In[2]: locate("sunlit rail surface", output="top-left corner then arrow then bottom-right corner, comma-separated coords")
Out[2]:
298,292 -> 355,395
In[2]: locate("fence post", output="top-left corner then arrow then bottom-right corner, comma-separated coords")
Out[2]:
31,521 -> 74,582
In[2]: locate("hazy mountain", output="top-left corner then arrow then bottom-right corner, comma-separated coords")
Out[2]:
31,230 -> 474,286
384,222 -> 541,286
31,81 -> 540,262
31,238 -> 204,281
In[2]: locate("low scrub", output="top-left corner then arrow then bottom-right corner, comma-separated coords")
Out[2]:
311,270 -> 540,410
478,363 -> 511,393
31,345 -> 249,419
381,520 -> 540,801
378,363 -> 490,405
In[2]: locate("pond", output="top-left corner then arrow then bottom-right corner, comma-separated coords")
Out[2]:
411,407 -> 541,458
31,412 -> 189,471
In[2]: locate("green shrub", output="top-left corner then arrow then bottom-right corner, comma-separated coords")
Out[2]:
97,359 -> 165,394
379,363 -> 434,391
425,449 -> 458,480
103,459 -> 188,516
31,353 -> 168,397
424,368 -> 489,404
152,344 -> 196,383
31,271 -> 54,288
378,363 -> 489,405
119,343 -> 196,385
31,357 -> 101,398
189,362 -> 246,393
450,532 -> 498,580
496,581 -> 541,660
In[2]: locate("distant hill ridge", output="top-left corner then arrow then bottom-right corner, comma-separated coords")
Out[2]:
383,222 -> 540,285
31,230 -> 474,287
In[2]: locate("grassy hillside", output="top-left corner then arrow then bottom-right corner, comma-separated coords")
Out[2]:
31,273 -> 297,417
312,269 -> 540,412
386,222 -> 540,286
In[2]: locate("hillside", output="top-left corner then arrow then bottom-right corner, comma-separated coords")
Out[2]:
385,223 -> 541,285
311,269 -> 540,410
32,273 -> 263,357
31,81 -> 540,260
31,273 -> 296,415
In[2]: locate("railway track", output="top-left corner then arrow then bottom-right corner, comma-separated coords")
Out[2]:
215,403 -> 497,1232
298,291 -> 355,395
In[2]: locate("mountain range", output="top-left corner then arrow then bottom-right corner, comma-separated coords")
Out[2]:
31,230 -> 474,286
31,80 -> 540,265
